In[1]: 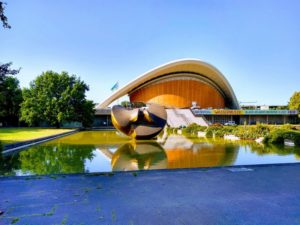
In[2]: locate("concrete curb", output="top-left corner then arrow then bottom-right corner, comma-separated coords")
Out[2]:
2,129 -> 79,155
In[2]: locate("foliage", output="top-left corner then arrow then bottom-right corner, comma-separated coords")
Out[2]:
120,101 -> 146,108
232,124 -> 271,139
0,143 -> 94,175
0,63 -> 22,126
0,1 -> 10,29
275,105 -> 288,110
120,101 -> 131,107
264,129 -> 300,146
0,140 -> 2,153
20,71 -> 95,128
18,143 -> 94,175
0,76 -> 23,126
166,127 -> 179,135
183,123 -> 276,140
0,62 -> 20,82
288,91 -> 300,117
80,99 -> 96,127
183,123 -> 300,145
206,125 -> 236,138
185,123 -> 206,134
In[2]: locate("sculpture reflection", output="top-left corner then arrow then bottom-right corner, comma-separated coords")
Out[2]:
111,142 -> 167,171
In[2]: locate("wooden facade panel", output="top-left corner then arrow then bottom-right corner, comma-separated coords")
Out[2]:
130,80 -> 225,108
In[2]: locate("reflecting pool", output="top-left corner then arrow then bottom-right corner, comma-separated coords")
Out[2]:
1,131 -> 300,176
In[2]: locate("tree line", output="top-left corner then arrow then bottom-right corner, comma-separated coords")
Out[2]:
0,66 -> 95,128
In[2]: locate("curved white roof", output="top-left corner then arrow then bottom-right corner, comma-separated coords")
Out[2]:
98,59 -> 239,109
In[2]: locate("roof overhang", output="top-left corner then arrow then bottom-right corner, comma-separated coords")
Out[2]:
97,59 -> 240,109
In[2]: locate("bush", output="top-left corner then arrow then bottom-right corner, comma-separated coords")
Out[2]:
264,129 -> 300,146
185,123 -> 207,134
232,124 -> 271,140
205,125 -> 236,138
0,140 -> 2,153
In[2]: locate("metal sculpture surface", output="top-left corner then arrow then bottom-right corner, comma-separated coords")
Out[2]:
111,142 -> 167,171
111,103 -> 167,140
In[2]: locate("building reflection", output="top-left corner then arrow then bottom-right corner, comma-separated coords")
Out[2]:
163,135 -> 239,169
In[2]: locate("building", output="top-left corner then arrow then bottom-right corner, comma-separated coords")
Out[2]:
98,59 -> 239,109
95,59 -> 298,127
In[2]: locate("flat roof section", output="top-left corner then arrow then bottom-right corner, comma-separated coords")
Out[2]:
192,109 -> 299,115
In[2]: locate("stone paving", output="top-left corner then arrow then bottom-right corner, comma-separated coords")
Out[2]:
1,164 -> 300,225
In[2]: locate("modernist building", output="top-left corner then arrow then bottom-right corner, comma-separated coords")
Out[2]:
95,59 -> 298,127
98,59 -> 239,109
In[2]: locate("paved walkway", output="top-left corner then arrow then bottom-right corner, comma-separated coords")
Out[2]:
1,164 -> 300,225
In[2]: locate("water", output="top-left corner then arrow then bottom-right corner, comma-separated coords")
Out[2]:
1,131 -> 300,176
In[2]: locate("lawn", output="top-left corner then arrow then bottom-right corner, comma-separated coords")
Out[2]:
0,128 -> 74,144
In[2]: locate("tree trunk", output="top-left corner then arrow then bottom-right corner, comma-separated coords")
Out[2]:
55,121 -> 60,128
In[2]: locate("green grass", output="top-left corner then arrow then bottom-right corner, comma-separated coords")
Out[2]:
0,128 -> 74,144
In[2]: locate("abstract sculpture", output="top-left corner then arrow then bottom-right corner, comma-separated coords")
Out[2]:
111,103 -> 167,140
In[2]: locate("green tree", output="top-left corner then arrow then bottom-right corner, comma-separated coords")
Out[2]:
288,91 -> 300,117
0,62 -> 20,82
0,76 -> 23,126
20,71 -> 95,128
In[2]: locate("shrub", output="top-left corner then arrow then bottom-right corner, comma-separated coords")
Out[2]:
232,124 -> 271,140
264,129 -> 300,146
166,127 -> 178,134
205,125 -> 236,138
185,123 -> 207,134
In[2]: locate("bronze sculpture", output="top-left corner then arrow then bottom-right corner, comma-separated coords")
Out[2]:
111,103 -> 167,140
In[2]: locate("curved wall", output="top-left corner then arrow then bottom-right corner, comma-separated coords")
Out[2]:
98,59 -> 239,109
130,79 -> 225,108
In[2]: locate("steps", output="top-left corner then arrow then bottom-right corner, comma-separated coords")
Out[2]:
166,109 -> 209,128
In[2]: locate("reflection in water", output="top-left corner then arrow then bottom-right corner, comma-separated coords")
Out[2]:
111,142 -> 167,171
0,152 -> 20,176
163,135 -> 238,168
1,131 -> 300,176
2,144 -> 94,176
18,144 -> 94,175
110,135 -> 239,172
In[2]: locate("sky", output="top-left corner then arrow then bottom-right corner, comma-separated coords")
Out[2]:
1,0 -> 300,106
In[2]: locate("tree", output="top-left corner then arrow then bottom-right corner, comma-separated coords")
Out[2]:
0,63 -> 22,126
288,91 -> 300,117
0,76 -> 22,126
0,1 -> 9,28
0,1 -> 10,29
0,62 -> 20,84
20,71 -> 95,128
0,4 -> 23,127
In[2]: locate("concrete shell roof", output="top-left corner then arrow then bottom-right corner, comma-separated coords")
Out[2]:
97,59 -> 239,109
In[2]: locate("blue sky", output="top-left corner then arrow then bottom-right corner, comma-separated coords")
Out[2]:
1,0 -> 300,105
